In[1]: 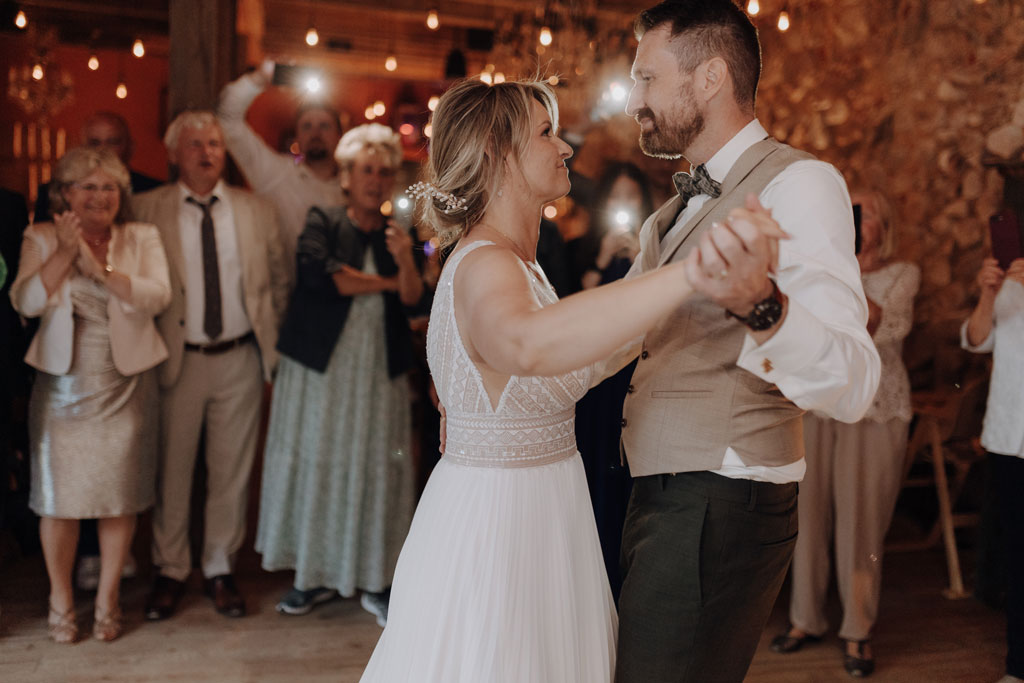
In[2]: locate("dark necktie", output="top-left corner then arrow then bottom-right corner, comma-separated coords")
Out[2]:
186,196 -> 223,341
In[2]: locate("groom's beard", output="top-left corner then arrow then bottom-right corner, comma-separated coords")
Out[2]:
636,99 -> 705,160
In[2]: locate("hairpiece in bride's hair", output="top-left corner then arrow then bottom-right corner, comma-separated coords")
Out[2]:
407,181 -> 468,214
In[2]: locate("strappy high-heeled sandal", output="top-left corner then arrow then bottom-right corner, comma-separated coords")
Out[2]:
47,604 -> 79,644
92,605 -> 124,642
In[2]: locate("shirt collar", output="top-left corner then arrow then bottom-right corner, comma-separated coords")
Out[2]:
178,178 -> 226,204
699,119 -> 769,183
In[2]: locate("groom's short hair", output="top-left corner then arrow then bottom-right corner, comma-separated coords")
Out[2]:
636,0 -> 761,112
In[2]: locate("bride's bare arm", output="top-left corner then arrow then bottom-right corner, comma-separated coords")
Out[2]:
458,199 -> 785,378
457,248 -> 690,377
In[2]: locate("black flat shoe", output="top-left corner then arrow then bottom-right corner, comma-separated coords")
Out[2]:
770,627 -> 823,654
843,640 -> 875,678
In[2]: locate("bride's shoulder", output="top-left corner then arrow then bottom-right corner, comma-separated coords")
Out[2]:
450,242 -> 528,293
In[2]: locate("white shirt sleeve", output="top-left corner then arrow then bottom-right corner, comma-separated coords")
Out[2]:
736,160 -> 880,423
217,73 -> 295,195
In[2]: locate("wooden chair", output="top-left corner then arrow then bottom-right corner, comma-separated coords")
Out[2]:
889,375 -> 989,598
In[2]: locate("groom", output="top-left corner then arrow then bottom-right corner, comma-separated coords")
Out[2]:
615,2 -> 881,681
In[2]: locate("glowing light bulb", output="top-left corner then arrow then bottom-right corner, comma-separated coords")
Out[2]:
385,54 -> 397,72
399,123 -> 414,136
31,64 -> 43,81
373,101 -> 386,117
480,71 -> 493,84
539,27 -> 553,46
132,39 -> 145,58
777,11 -> 790,31
615,210 -> 630,226
15,10 -> 27,28
494,72 -> 506,84
424,123 -> 432,138
397,197 -> 410,210
116,82 -> 128,99
365,105 -> 376,120
428,95 -> 440,111
88,54 -> 99,70
305,27 -> 319,46
380,200 -> 393,216
426,9 -> 439,30
610,82 -> 627,102
304,77 -> 322,94
548,75 -> 559,86
544,205 -> 558,219
746,0 -> 760,15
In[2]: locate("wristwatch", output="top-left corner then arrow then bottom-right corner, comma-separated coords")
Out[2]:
727,280 -> 784,331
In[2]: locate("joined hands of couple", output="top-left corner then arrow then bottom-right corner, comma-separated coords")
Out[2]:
682,193 -> 788,321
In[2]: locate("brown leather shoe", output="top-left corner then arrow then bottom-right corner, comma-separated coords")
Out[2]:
144,575 -> 186,621
204,574 -> 246,618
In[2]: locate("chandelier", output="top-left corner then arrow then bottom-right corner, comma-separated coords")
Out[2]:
7,28 -> 74,121
486,2 -> 637,125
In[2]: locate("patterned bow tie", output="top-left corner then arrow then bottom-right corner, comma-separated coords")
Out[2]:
673,164 -> 722,204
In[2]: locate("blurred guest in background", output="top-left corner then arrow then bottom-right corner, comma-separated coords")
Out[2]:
569,162 -> 652,599
34,112 -> 161,224
258,123 -> 420,624
772,190 -> 919,677
1,188 -> 32,554
962,254 -> 1024,683
33,112 -> 163,591
218,60 -> 346,283
133,111 -> 288,623
10,147 -> 171,643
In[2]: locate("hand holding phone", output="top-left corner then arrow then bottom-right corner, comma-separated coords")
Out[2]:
989,211 -> 1022,271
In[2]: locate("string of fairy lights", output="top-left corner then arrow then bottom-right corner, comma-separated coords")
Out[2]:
11,6 -> 146,101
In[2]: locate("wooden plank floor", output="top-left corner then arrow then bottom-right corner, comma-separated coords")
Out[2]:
0,544 -> 1006,682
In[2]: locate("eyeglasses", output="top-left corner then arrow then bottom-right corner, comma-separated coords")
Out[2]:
73,182 -> 120,194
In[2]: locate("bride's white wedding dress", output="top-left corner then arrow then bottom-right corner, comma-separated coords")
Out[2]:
360,241 -> 617,682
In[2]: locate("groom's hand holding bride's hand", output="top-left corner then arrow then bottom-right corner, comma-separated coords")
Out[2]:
683,193 -> 788,319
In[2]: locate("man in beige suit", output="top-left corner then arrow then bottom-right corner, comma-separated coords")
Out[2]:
133,111 -> 288,621
614,3 -> 881,682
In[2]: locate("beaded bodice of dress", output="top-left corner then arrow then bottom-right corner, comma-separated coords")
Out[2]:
427,241 -> 592,468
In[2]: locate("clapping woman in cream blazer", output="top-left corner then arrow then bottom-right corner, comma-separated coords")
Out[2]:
10,147 -> 171,643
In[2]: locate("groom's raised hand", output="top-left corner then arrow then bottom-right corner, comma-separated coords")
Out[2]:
683,193 -> 786,318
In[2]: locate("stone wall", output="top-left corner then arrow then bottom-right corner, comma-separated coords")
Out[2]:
755,0 -> 1024,386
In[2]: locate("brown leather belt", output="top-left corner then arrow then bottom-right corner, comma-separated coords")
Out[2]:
184,332 -> 255,355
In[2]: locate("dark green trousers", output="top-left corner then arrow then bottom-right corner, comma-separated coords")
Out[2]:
616,470 -> 798,683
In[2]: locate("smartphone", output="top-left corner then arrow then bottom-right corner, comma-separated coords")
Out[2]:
989,211 -> 1023,271
271,63 -> 323,90
852,203 -> 862,255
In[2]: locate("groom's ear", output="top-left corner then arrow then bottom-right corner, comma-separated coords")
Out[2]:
696,57 -> 729,103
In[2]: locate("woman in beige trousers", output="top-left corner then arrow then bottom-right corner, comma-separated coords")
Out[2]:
770,190 -> 919,678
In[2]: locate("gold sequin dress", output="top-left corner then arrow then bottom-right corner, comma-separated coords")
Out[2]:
28,275 -> 158,518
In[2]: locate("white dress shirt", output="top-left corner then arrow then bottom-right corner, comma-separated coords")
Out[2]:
961,279 -> 1024,458
178,181 -> 252,345
218,73 -> 346,280
656,119 -> 879,483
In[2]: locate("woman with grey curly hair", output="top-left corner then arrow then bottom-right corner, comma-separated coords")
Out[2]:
360,77 -> 785,681
10,146 -> 171,643
256,123 -> 423,621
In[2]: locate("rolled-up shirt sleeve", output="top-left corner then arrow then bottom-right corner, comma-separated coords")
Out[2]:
737,160 -> 880,423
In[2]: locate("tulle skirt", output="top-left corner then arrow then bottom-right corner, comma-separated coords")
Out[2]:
360,453 -> 617,683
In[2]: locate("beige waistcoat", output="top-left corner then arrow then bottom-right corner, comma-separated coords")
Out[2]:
622,139 -> 815,477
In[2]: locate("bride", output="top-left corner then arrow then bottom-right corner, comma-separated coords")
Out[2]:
360,77 -> 783,683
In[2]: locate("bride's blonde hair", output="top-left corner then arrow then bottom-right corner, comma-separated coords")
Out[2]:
417,77 -> 559,248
